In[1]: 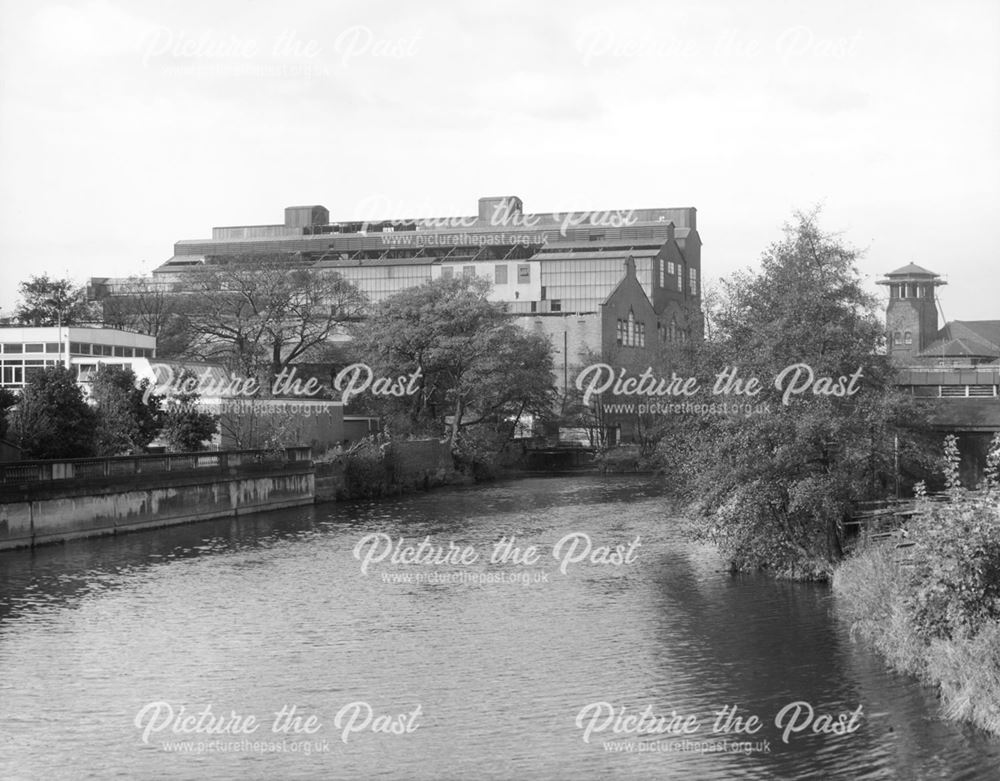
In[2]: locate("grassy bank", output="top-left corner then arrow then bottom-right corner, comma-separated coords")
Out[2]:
833,487 -> 1000,736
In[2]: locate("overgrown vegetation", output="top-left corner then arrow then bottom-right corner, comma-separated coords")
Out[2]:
653,210 -> 935,577
834,434 -> 1000,735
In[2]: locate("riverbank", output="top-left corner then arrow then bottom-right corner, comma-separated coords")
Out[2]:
315,437 -> 473,501
0,449 -> 315,551
833,488 -> 1000,736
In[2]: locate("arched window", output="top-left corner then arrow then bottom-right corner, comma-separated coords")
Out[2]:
616,320 -> 623,346
639,323 -> 646,347
904,331 -> 912,345
893,331 -> 902,346
627,310 -> 635,347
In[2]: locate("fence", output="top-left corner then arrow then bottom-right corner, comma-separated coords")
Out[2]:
0,447 -> 312,486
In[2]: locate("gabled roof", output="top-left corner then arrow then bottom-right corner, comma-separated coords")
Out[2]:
952,321 -> 1000,350
919,320 -> 1000,358
885,262 -> 939,277
601,256 -> 655,312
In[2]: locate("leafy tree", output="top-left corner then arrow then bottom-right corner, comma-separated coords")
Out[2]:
8,366 -> 97,458
179,256 -> 367,385
349,276 -> 555,448
15,274 -> 98,326
661,209 -> 933,576
90,365 -> 163,455
160,370 -> 219,452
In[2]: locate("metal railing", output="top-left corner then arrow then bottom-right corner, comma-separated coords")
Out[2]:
0,446 -> 312,485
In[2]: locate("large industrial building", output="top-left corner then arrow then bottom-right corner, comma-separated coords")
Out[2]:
90,196 -> 705,397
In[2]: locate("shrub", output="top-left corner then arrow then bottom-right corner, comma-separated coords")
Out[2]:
834,434 -> 1000,735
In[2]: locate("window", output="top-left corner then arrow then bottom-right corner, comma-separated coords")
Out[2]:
3,343 -> 23,354
689,267 -> 698,296
904,331 -> 913,345
540,286 -> 546,301
114,346 -> 126,357
893,331 -> 903,346
494,265 -> 508,285
45,343 -> 59,353
669,318 -> 677,342
530,301 -> 537,313
517,264 -> 530,283
441,266 -> 453,279
25,343 -> 43,353
627,310 -> 636,347
462,265 -> 475,278
616,320 -> 623,346
659,261 -> 665,288
639,322 -> 645,347
551,300 -> 561,312
589,233 -> 605,242
674,262 -> 682,290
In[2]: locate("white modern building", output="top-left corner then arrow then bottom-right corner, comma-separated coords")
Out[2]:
0,326 -> 156,390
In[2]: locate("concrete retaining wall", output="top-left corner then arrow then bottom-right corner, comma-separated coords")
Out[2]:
0,467 -> 314,551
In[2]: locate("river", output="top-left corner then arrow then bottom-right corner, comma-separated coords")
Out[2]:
1,476 -> 997,780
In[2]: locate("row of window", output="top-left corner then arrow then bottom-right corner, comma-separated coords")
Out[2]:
616,309 -> 692,349
890,284 -> 933,299
892,331 -> 914,346
440,264 -> 533,284
657,260 -> 698,296
333,267 -> 433,304
0,361 -> 133,387
616,312 -> 646,348
0,342 -> 154,358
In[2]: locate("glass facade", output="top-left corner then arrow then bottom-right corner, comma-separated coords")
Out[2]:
333,266 -> 434,304
540,258 -> 655,312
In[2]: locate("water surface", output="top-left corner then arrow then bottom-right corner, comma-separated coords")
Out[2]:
1,476 -> 997,779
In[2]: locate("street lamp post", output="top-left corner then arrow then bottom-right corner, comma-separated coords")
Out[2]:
44,298 -> 69,370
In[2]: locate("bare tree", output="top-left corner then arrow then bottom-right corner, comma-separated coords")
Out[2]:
180,256 -> 368,388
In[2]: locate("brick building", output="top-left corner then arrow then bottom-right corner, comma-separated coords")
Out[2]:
90,195 -> 704,414
879,263 -> 1000,483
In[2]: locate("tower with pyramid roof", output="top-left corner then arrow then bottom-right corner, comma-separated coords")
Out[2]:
877,263 -> 946,364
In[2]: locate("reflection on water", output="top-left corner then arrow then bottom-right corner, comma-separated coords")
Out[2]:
1,476 -> 997,780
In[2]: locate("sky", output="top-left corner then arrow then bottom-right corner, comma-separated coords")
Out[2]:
1,0 -> 998,323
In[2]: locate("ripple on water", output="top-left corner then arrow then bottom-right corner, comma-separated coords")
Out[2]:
0,475 -> 998,781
